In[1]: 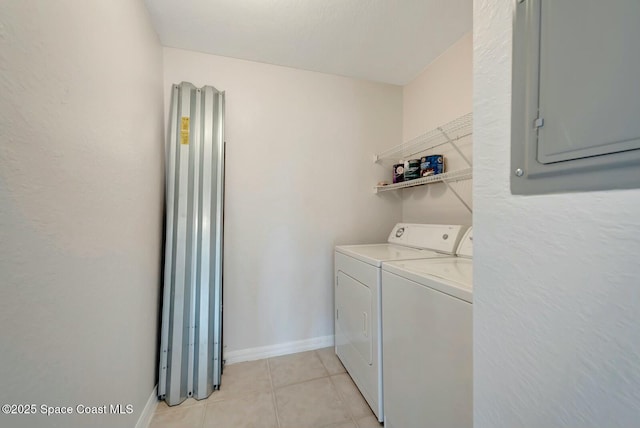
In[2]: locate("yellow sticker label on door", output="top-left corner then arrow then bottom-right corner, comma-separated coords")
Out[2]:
180,117 -> 190,145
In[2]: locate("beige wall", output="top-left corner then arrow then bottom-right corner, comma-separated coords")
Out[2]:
0,1 -> 164,427
163,48 -> 403,358
401,33 -> 473,225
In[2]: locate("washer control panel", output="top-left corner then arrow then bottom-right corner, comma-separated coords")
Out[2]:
387,223 -> 467,254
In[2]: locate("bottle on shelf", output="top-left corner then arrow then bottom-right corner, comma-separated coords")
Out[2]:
403,159 -> 421,181
393,161 -> 405,183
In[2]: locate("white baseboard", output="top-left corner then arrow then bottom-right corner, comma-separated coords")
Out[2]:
135,385 -> 158,428
224,335 -> 334,365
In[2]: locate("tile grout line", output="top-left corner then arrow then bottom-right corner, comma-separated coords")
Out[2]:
315,349 -> 360,427
315,350 -> 349,428
316,349 -> 331,373
320,350 -> 359,428
198,399 -> 207,428
266,357 -> 283,428
270,351 -> 331,391
327,373 -> 357,424
321,352 -> 375,428
272,373 -> 329,390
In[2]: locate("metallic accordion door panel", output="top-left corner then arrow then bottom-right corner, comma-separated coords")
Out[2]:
159,82 -> 225,406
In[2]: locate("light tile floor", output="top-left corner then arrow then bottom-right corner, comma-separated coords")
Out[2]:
150,347 -> 382,428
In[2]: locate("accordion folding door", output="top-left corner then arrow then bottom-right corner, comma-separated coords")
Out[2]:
159,82 -> 225,406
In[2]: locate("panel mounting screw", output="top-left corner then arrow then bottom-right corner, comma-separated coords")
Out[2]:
515,168 -> 524,177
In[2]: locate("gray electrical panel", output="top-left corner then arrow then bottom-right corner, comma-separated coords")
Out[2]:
511,0 -> 640,195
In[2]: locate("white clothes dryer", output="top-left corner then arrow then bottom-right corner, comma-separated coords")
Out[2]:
334,223 -> 467,422
381,227 -> 473,428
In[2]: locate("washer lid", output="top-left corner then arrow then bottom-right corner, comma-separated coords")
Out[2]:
456,227 -> 473,258
335,244 -> 449,267
383,258 -> 473,302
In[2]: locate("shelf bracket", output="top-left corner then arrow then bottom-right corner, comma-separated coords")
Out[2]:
438,127 -> 472,167
442,177 -> 473,213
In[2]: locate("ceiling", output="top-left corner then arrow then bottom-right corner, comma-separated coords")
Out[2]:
144,0 -> 472,85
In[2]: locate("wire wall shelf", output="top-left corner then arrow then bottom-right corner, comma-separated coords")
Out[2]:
374,112 -> 473,163
374,168 -> 472,193
373,112 -> 474,212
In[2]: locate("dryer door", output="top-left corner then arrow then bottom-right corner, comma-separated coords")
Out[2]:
336,271 -> 373,365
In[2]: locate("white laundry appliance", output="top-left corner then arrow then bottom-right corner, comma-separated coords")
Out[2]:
334,223 -> 467,422
381,227 -> 473,428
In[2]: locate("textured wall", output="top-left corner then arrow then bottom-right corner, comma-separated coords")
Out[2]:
473,1 -> 640,427
163,48 -> 403,356
0,1 -> 164,427
401,33 -> 473,225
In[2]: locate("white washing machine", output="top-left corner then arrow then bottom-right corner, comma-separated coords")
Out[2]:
381,227 -> 473,428
334,223 -> 467,422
